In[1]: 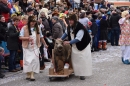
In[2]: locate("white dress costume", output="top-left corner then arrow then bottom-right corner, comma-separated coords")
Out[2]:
20,27 -> 43,73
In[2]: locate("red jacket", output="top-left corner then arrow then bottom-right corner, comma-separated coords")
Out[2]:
18,21 -> 25,30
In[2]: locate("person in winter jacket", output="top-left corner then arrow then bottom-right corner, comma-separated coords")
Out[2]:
110,11 -> 121,46
7,17 -> 20,72
0,15 -> 10,57
98,16 -> 108,50
51,16 -> 63,39
39,12 -> 51,34
90,14 -> 98,52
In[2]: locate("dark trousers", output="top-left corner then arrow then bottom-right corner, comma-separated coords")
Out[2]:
111,27 -> 120,46
39,44 -> 44,67
0,56 -> 2,71
107,29 -> 111,42
92,34 -> 98,49
9,50 -> 17,71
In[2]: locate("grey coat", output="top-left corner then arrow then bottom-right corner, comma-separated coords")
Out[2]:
52,22 -> 63,39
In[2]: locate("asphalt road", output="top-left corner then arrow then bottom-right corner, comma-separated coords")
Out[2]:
0,45 -> 130,86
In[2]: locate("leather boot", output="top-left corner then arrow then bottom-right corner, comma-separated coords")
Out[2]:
102,42 -> 107,50
26,72 -> 31,80
98,41 -> 102,50
80,76 -> 86,80
30,72 -> 35,81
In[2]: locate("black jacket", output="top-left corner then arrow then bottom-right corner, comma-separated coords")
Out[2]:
19,0 -> 27,12
0,22 -> 7,42
80,2 -> 84,8
7,24 -> 19,50
90,19 -> 98,36
67,22 -> 91,51
100,19 -> 108,30
41,17 -> 51,32
110,13 -> 121,28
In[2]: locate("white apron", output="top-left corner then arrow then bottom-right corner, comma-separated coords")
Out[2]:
23,31 -> 40,73
71,32 -> 92,76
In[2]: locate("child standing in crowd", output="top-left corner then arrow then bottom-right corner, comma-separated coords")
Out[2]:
90,14 -> 99,52
44,32 -> 54,59
98,15 -> 108,50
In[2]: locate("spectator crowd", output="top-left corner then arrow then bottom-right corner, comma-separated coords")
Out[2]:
0,0 -> 130,81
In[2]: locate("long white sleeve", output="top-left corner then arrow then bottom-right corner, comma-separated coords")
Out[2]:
119,18 -> 126,24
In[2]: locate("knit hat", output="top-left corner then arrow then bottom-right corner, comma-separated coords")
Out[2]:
68,14 -> 77,21
51,16 -> 59,21
102,16 -> 106,20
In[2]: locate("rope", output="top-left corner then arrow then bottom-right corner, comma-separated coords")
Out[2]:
23,40 -> 53,68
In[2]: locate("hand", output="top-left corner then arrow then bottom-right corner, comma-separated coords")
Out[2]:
64,41 -> 70,45
45,45 -> 48,48
57,38 -> 62,40
29,37 -> 33,42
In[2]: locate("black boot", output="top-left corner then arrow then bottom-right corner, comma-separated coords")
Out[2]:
80,76 -> 86,80
0,73 -> 5,78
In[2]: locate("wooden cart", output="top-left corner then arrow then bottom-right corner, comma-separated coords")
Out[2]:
48,50 -> 73,81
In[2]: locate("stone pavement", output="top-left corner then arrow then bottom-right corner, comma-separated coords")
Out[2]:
0,45 -> 130,86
